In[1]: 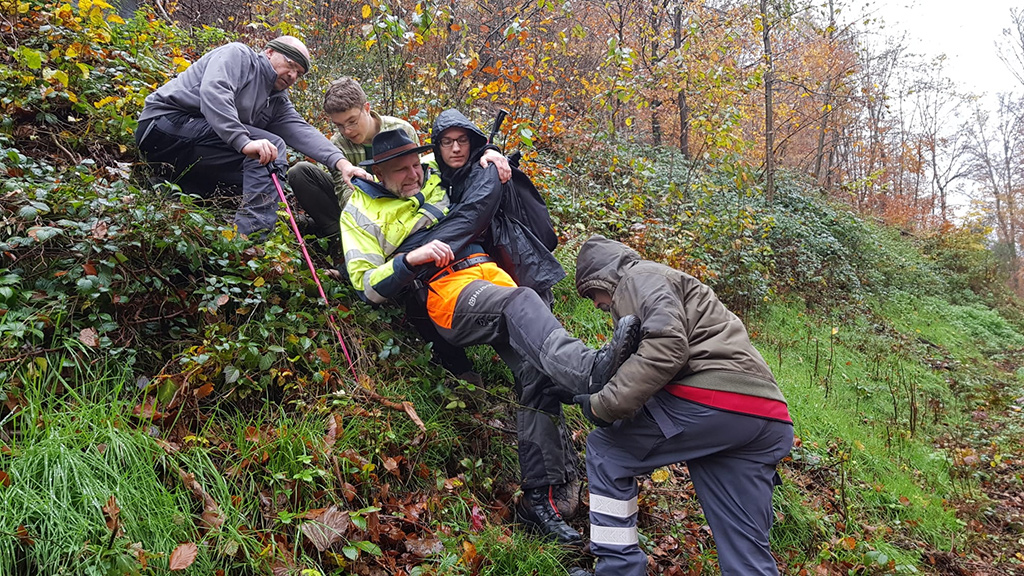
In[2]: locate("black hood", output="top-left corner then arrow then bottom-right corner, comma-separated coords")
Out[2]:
431,109 -> 489,185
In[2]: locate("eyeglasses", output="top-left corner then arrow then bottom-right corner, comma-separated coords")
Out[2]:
334,116 -> 362,132
278,53 -> 306,78
439,135 -> 470,149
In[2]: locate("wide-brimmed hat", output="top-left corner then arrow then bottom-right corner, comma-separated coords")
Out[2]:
358,130 -> 432,167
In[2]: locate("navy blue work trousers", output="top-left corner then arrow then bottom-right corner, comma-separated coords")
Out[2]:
586,391 -> 793,576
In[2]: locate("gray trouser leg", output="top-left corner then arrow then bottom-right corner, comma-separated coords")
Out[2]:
236,127 -> 288,236
493,341 -> 575,489
135,113 -> 286,236
502,288 -> 597,396
436,280 -> 576,489
586,392 -> 793,576
438,281 -> 597,397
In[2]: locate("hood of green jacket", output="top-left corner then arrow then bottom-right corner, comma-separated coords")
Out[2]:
575,235 -> 641,299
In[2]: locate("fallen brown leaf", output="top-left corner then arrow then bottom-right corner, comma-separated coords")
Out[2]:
404,535 -> 444,557
194,382 -> 214,399
382,456 -> 401,478
16,525 -> 34,546
300,505 -> 351,552
401,401 -> 426,433
324,413 -> 340,452
102,495 -> 121,533
168,542 -> 198,570
91,220 -> 108,240
79,327 -> 99,347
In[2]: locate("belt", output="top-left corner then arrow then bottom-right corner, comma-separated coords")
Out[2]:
429,255 -> 494,283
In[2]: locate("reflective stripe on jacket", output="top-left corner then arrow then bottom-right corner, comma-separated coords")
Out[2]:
340,174 -> 447,304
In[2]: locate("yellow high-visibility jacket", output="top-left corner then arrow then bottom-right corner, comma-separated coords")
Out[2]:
339,174 -> 447,304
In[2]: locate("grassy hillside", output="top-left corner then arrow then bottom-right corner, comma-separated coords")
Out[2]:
2,4 -> 1024,575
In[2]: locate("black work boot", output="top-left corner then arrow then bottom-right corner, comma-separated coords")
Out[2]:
568,569 -> 594,576
516,486 -> 583,545
588,314 -> 641,394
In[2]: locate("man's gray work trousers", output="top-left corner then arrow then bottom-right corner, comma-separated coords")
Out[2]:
135,112 -> 288,236
435,280 -> 595,489
586,390 -> 794,576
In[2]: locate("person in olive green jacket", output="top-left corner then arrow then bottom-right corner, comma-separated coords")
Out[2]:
568,235 -> 794,576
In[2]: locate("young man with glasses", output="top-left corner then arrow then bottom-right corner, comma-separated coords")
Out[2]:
135,36 -> 368,237
287,77 -> 422,241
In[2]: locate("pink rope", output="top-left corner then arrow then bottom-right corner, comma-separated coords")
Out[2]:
269,170 -> 358,381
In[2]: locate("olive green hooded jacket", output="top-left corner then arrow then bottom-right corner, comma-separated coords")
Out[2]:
574,235 -> 787,423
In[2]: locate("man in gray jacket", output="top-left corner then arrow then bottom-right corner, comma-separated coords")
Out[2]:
135,36 -> 367,236
569,235 -> 794,576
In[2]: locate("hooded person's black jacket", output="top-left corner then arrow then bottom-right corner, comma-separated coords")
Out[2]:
400,109 -> 565,291
398,110 -> 501,267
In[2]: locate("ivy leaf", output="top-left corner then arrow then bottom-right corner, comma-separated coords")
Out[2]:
354,540 -> 382,556
223,365 -> 240,384
27,226 -> 61,242
18,47 -> 43,70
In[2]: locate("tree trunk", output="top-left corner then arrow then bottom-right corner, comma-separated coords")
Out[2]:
673,7 -> 690,158
813,0 -> 836,188
760,0 -> 775,202
652,99 -> 662,146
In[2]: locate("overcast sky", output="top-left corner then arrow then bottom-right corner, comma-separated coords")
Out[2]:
854,1 -> 1022,217
868,0 -> 1022,99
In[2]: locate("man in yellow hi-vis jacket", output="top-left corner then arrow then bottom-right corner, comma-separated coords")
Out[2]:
340,128 -> 641,545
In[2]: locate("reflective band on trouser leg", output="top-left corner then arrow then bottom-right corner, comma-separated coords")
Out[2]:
589,494 -> 638,518
589,524 -> 639,546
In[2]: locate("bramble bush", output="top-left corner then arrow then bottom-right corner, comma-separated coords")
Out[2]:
0,0 -> 186,161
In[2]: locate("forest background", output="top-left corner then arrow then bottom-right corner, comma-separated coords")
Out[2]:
2,0 -> 1024,574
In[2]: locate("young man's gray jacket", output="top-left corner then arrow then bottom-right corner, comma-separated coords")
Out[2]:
138,42 -> 345,168
575,235 -> 787,423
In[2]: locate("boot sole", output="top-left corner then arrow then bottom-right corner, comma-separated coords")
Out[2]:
589,315 -> 641,394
